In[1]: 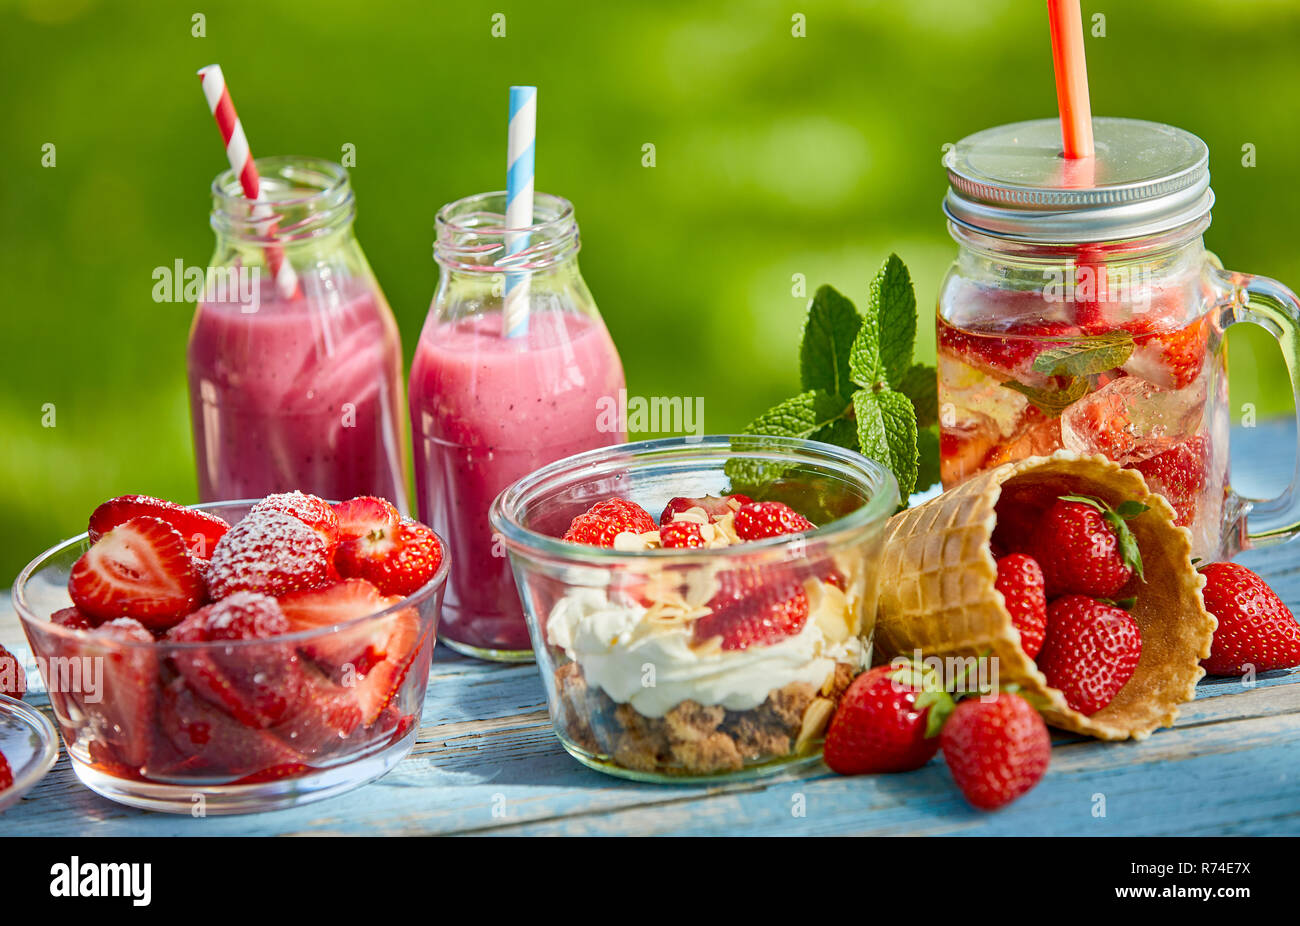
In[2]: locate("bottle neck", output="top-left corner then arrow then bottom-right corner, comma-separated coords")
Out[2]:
433,190 -> 581,276
209,156 -> 356,247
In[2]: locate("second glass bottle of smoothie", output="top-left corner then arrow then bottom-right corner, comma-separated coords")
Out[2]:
410,191 -> 625,661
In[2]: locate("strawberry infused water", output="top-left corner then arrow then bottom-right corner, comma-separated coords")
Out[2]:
937,116 -> 1300,560
410,190 -> 625,659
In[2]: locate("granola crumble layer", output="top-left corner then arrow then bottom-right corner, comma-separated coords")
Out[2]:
554,659 -> 858,775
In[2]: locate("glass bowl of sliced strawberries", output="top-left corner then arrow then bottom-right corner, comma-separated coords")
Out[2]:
12,492 -> 448,814
490,435 -> 898,782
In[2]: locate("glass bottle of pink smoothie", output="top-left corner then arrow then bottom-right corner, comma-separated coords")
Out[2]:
187,157 -> 409,511
410,191 -> 625,661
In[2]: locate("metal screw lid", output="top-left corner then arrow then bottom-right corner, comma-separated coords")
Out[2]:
943,117 -> 1213,243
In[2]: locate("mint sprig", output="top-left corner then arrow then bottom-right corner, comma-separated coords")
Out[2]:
727,254 -> 937,503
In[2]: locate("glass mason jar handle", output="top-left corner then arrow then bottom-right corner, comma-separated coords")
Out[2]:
1215,266 -> 1300,549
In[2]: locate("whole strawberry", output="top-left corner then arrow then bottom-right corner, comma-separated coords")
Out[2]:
1199,562 -> 1300,675
823,661 -> 946,775
0,644 -> 26,700
659,520 -> 706,549
994,554 -> 1047,658
940,692 -> 1051,810
1032,495 -> 1146,598
0,750 -> 12,790
733,501 -> 814,541
562,498 -> 656,547
1037,595 -> 1142,716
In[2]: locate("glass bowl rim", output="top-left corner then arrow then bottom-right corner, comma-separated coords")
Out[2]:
488,434 -> 900,564
0,692 -> 60,802
11,499 -> 451,651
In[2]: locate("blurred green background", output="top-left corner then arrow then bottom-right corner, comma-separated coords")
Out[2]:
2,0 -> 1299,579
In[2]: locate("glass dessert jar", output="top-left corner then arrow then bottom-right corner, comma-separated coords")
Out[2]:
188,157 -> 409,511
938,118 -> 1300,559
490,435 -> 898,782
410,191 -> 625,662
13,500 -> 446,815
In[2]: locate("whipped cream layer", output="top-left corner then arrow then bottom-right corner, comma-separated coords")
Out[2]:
547,584 -> 865,718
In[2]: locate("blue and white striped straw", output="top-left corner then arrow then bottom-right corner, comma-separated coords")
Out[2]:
503,85 -> 537,338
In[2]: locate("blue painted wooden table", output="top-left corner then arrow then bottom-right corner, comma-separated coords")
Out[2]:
3,422 -> 1298,836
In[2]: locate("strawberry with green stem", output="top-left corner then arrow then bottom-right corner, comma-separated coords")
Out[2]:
1032,494 -> 1147,598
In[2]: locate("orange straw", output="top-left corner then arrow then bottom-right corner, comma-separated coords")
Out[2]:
1047,0 -> 1094,159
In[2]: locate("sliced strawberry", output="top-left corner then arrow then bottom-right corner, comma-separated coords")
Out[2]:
0,751 -> 12,790
938,318 -> 1079,383
332,495 -> 401,541
166,592 -> 308,728
335,520 -> 444,597
206,510 -> 333,600
50,606 -> 95,631
271,668 -> 364,756
693,580 -> 809,651
154,676 -> 305,780
659,494 -> 751,525
88,617 -> 157,771
1122,316 -> 1209,390
68,515 -> 205,628
351,610 -> 425,725
278,579 -> 402,677
1129,435 -> 1209,528
250,491 -> 340,545
732,501 -> 815,541
88,495 -> 229,559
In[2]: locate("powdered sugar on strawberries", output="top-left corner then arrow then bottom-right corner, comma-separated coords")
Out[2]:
207,511 -> 332,599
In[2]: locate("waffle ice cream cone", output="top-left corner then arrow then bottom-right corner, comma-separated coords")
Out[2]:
876,451 -> 1215,740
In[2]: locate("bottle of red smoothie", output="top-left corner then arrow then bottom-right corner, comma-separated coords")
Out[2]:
187,157 -> 409,511
410,191 -> 625,660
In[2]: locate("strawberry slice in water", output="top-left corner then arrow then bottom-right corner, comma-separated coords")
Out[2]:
69,515 -> 206,629
1129,435 -> 1209,528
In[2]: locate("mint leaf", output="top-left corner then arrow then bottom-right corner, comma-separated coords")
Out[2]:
898,363 -> 938,429
853,389 -> 918,499
1001,377 -> 1088,416
872,253 -> 917,389
800,286 -> 863,398
727,391 -> 852,491
915,426 -> 940,492
740,390 -> 851,441
848,311 -> 884,389
1032,332 -> 1134,377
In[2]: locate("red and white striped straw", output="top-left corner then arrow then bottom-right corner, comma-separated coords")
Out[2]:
196,64 -> 299,299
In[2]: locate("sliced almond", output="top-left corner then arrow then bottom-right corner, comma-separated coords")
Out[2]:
796,698 -> 836,752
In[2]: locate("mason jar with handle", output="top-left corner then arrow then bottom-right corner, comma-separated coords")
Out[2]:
937,117 -> 1300,560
